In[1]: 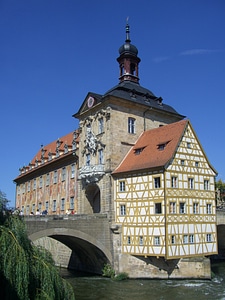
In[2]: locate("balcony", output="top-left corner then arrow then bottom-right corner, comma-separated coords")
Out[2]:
79,164 -> 105,183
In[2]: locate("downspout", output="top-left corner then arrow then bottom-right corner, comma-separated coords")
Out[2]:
143,108 -> 152,131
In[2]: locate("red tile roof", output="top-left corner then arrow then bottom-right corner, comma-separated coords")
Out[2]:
113,120 -> 188,174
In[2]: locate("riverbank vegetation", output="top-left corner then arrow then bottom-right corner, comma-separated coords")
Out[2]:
0,189 -> 75,300
102,263 -> 128,281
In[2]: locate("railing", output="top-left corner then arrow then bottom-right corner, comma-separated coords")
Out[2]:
24,213 -> 108,222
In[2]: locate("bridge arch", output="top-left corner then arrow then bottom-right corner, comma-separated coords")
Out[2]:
29,227 -> 112,274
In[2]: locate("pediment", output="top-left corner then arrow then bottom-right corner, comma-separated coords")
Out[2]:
73,92 -> 102,118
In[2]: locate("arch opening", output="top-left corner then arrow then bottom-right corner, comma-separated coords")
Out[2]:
85,184 -> 101,213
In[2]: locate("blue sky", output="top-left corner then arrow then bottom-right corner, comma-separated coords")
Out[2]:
1,0 -> 225,206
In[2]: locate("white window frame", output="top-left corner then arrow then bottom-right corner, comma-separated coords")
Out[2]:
154,236 -> 160,245
86,153 -> 91,166
170,202 -> 176,214
180,202 -> 186,214
204,180 -> 209,190
193,203 -> 199,214
70,196 -> 74,210
206,234 -> 212,242
128,117 -> 135,134
206,203 -> 212,214
52,200 -> 57,212
188,177 -> 194,189
71,164 -> 75,178
154,177 -> 161,188
120,204 -> 126,216
171,176 -> 178,188
61,198 -> 65,211
62,167 -> 66,181
119,181 -> 125,192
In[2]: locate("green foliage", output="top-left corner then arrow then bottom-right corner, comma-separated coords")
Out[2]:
0,189 -> 9,211
216,179 -> 225,202
114,272 -> 129,281
0,212 -> 75,300
102,264 -> 128,281
102,263 -> 115,278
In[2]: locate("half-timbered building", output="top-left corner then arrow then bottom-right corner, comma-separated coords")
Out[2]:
113,120 -> 217,259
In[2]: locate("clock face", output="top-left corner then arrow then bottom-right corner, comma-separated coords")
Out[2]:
87,96 -> 94,108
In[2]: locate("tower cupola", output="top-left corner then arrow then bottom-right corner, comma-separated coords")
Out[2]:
117,21 -> 141,84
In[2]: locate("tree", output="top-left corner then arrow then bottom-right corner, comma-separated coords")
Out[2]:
0,191 -> 75,300
215,179 -> 225,205
0,189 -> 9,211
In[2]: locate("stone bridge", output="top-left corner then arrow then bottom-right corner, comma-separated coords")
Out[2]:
25,213 -> 113,274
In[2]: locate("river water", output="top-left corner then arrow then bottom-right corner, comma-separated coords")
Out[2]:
62,261 -> 225,300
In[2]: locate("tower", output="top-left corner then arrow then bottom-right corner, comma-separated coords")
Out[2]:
73,22 -> 184,217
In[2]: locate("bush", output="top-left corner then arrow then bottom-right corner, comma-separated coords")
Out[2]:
114,272 -> 128,281
102,263 -> 115,278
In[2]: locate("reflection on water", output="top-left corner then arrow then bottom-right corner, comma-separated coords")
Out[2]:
61,261 -> 225,300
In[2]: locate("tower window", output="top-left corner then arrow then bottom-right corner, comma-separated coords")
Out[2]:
86,153 -> 90,166
98,118 -> 104,134
98,149 -> 104,164
128,117 -> 135,134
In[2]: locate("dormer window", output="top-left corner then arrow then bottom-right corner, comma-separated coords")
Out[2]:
64,144 -> 68,154
134,147 -> 145,155
157,141 -> 169,150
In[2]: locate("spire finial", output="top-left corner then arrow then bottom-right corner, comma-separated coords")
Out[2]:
125,17 -> 131,43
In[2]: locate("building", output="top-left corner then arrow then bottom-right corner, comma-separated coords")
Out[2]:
14,131 -> 79,215
112,119 -> 217,260
14,23 -> 217,278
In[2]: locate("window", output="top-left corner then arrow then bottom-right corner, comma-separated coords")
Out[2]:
187,142 -> 191,149
32,203 -> 35,213
46,173 -> 50,186
86,153 -> 90,166
180,202 -> 185,214
120,204 -> 126,216
62,167 -> 66,181
39,176 -> 43,188
98,118 -> 104,134
98,149 -> 104,164
71,164 -> 75,178
154,236 -> 160,245
26,205 -> 30,215
188,178 -> 194,189
183,235 -> 188,244
134,147 -> 145,155
139,236 -> 143,245
61,198 -> 65,211
158,143 -> 166,151
195,161 -> 199,168
170,202 -> 176,214
189,234 -> 194,244
193,203 -> 199,214
155,203 -> 162,214
119,181 -> 125,192
28,181 -> 30,192
70,197 -> 74,210
128,117 -> 135,134
53,171 -> 58,184
127,236 -> 131,245
171,235 -> 175,244
38,202 -> 42,211
206,234 -> 212,242
52,200 -> 57,212
45,201 -> 49,211
181,160 -> 185,166
171,176 -> 178,188
33,179 -> 36,190
154,177 -> 161,188
204,180 -> 209,190
206,204 -> 212,214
